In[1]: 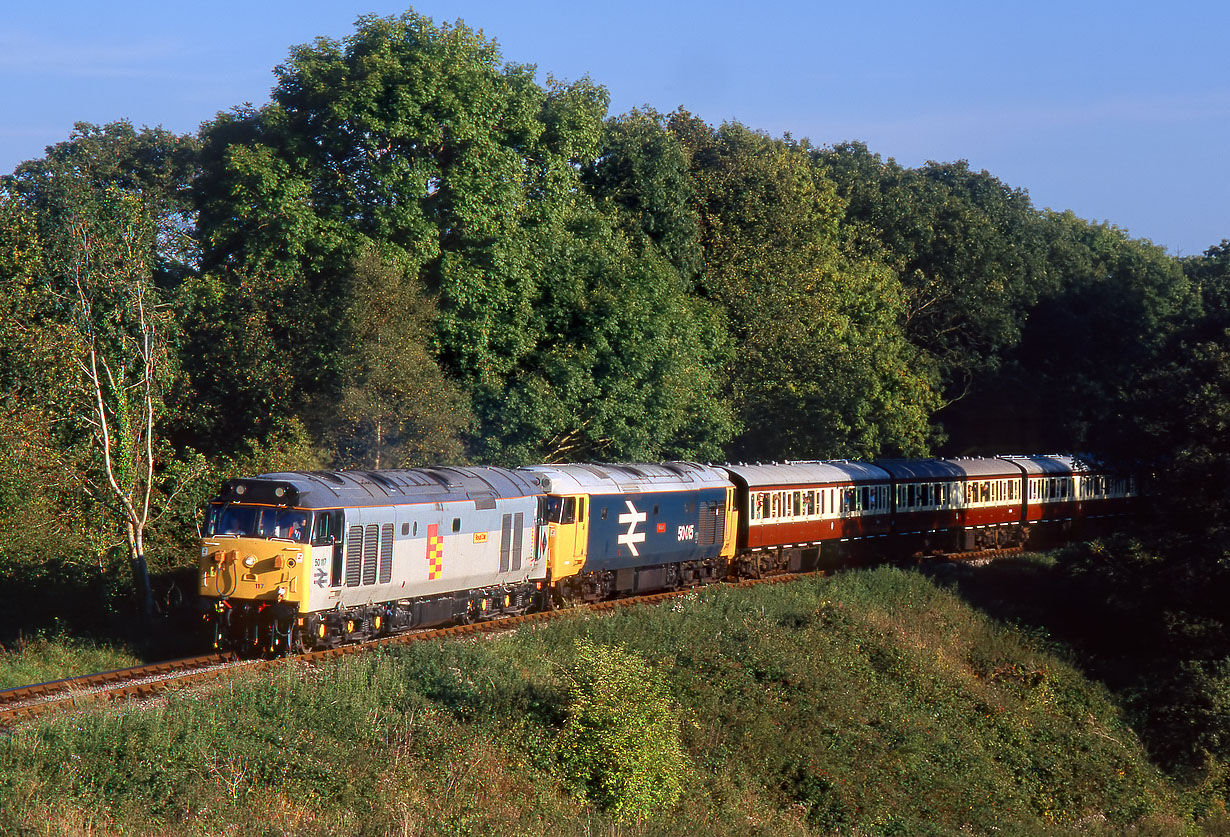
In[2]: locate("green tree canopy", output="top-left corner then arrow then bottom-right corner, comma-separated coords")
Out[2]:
192,11 -> 733,464
819,141 -> 1050,402
327,248 -> 470,469
665,117 -> 939,459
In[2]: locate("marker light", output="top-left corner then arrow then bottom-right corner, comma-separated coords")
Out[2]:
243,555 -> 257,569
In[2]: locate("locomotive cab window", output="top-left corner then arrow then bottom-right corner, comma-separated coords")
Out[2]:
312,510 -> 342,545
546,497 -> 576,524
207,504 -> 310,542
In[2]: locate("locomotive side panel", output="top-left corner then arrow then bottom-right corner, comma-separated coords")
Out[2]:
582,487 -> 730,573
302,496 -> 541,615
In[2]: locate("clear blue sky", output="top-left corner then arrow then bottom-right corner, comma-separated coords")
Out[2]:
3,1 -> 1226,255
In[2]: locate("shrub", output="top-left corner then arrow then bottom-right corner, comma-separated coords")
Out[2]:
555,639 -> 686,822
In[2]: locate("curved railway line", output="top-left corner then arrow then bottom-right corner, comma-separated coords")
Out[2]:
0,548 -> 1021,728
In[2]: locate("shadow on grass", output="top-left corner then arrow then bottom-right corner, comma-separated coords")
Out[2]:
916,552 -> 1161,689
0,560 -> 205,662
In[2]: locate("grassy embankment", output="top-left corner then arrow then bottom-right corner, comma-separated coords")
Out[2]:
0,562 -> 1226,835
0,637 -> 140,691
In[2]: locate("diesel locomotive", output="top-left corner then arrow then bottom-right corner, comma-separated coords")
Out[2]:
198,455 -> 1136,654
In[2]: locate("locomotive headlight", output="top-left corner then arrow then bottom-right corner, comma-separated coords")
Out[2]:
243,555 -> 257,569
276,586 -> 287,600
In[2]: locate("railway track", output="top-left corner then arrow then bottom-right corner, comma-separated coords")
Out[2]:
0,549 -> 1023,728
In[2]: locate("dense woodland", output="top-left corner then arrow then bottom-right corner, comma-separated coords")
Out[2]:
0,11 -> 1227,779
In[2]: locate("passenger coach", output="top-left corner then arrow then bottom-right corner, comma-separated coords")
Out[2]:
721,461 -> 894,575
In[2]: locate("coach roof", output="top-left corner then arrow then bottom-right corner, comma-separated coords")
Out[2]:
720,460 -> 892,488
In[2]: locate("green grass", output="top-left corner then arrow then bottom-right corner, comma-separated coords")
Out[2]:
0,567 -> 1224,835
0,635 -> 141,690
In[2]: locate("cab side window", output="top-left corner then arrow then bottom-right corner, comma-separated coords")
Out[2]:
313,510 -> 342,545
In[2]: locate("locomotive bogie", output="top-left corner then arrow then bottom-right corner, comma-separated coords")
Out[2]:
555,556 -> 729,603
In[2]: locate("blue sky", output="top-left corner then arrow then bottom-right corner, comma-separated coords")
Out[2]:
3,1 -> 1226,255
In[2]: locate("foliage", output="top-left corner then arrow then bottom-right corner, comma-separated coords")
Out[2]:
819,141 -> 1050,402
327,248 -> 470,468
1184,238 -> 1230,331
0,140 -> 203,623
1011,211 -> 1199,447
0,571 -> 1212,835
1052,310 -> 1230,768
190,11 -> 735,465
584,108 -> 703,277
472,204 -> 736,464
669,118 -> 940,458
556,639 -> 686,822
4,121 -> 200,286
